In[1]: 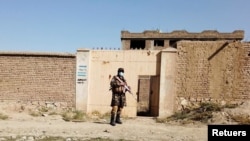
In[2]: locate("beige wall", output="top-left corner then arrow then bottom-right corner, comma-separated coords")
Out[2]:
86,50 -> 162,117
159,48 -> 177,117
75,50 -> 90,111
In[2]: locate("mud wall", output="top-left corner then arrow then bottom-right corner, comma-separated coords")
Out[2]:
0,52 -> 76,108
176,41 -> 250,109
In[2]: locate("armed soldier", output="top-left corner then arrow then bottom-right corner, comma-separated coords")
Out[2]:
109,68 -> 131,126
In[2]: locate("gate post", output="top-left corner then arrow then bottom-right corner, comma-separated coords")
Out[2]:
76,49 -> 90,112
159,48 -> 177,117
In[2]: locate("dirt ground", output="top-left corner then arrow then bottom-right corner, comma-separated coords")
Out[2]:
2,101 -> 250,141
0,111 -> 208,141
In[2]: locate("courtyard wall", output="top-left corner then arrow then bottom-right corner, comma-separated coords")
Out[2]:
175,41 -> 250,110
0,52 -> 76,108
0,41 -> 249,117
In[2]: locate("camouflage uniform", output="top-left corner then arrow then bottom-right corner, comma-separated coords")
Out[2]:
110,76 -> 127,107
109,68 -> 128,126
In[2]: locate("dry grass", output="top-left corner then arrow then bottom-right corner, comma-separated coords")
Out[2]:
0,113 -> 8,120
156,102 -> 239,124
15,102 -> 250,125
27,107 -> 111,122
91,110 -> 110,120
2,136 -> 131,141
230,114 -> 250,124
61,110 -> 87,122
28,106 -> 61,117
29,111 -> 42,117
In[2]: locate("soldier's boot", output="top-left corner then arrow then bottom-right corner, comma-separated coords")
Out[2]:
110,114 -> 116,126
115,113 -> 122,124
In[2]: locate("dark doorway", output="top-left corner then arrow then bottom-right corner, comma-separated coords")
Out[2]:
137,75 -> 159,117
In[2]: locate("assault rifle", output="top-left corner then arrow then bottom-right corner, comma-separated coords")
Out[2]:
115,76 -> 137,100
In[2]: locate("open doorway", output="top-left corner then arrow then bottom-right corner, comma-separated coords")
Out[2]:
137,75 -> 160,117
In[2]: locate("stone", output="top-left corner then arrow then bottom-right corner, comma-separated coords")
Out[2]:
66,138 -> 72,141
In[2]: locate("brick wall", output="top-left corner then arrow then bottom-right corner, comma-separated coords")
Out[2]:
236,43 -> 250,99
122,40 -> 130,50
0,52 -> 76,108
176,41 -> 249,102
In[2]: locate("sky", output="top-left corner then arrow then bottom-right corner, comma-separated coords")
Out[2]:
0,0 -> 249,53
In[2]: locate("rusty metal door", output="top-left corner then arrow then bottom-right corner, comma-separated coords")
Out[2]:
137,76 -> 151,116
137,75 -> 160,116
150,76 -> 160,116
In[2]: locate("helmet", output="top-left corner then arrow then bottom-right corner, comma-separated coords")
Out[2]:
118,68 -> 124,72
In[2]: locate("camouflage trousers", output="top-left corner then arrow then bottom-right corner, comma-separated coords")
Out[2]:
110,93 -> 126,107
110,93 -> 126,115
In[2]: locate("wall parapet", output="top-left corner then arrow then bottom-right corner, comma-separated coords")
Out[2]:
121,30 -> 244,40
0,51 -> 75,58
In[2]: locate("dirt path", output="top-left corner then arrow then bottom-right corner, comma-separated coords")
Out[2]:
0,112 -> 208,141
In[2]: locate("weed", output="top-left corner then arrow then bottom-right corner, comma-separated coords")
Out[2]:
48,111 -> 58,115
35,136 -> 65,141
29,111 -> 42,117
99,112 -> 110,120
62,110 -> 87,122
39,107 -> 49,113
28,106 -> 60,117
84,138 -> 132,141
0,113 -> 8,120
91,110 -> 102,117
231,114 -> 250,124
155,118 -> 168,123
0,137 -> 132,141
156,102 -> 226,124
223,103 -> 238,109
198,102 -> 222,112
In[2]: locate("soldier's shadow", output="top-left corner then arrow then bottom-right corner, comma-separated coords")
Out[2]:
93,121 -> 110,124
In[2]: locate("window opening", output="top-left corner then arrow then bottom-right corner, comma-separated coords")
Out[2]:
169,40 -> 178,48
154,40 -> 164,47
130,40 -> 145,49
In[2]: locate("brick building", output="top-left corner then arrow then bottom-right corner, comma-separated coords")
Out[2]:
119,30 -> 249,117
121,30 -> 244,49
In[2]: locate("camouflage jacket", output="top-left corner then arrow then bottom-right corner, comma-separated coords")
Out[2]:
110,75 -> 127,93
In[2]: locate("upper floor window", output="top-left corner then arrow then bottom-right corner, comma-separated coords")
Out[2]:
154,40 -> 164,47
130,40 -> 145,49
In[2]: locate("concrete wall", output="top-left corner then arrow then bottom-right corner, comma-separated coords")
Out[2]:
0,52 -> 76,108
75,50 -> 90,111
159,48 -> 177,117
76,49 -> 162,117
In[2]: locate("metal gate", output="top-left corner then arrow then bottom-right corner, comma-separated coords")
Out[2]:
137,75 -> 159,116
